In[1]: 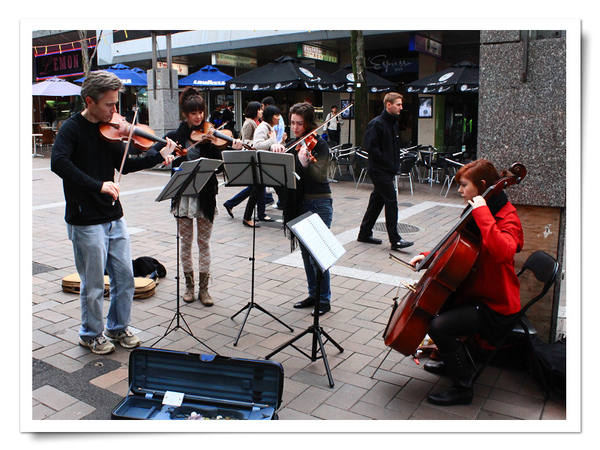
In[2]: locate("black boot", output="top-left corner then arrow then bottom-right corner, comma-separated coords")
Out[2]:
427,346 -> 474,406
423,359 -> 446,375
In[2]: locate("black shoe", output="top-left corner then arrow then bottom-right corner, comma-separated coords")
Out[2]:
293,297 -> 315,309
427,385 -> 473,406
311,304 -> 331,316
243,219 -> 260,228
391,239 -> 413,250
259,216 -> 275,222
423,359 -> 446,375
357,235 -> 382,245
224,203 -> 234,218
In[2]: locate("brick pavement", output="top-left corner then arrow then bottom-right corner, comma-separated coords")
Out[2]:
29,152 -> 566,427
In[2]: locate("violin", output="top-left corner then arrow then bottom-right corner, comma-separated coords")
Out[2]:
99,113 -> 187,157
190,122 -> 253,150
383,163 -> 527,356
286,131 -> 318,164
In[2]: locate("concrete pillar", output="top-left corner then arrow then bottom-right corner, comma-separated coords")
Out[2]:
147,68 -> 179,138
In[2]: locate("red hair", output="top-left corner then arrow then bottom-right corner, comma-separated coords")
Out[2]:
455,159 -> 501,195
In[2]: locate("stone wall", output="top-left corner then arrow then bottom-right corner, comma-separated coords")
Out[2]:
479,31 -> 567,341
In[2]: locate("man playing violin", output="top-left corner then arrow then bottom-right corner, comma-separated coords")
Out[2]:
51,71 -> 177,355
285,102 -> 334,316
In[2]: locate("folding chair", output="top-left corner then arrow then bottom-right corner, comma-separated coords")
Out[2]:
471,250 -> 560,398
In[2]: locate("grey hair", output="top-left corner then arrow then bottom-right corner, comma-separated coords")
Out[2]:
81,71 -> 124,102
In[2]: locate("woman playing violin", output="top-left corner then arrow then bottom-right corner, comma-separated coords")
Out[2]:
409,159 -> 524,406
153,87 -> 243,306
286,102 -> 334,317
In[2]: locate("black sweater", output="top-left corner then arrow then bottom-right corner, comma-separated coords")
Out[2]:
151,121 -> 222,223
363,109 -> 401,176
51,113 -> 165,225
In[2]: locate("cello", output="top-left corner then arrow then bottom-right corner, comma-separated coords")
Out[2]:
383,162 -> 527,356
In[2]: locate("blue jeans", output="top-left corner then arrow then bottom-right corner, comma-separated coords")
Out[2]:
298,198 -> 333,307
67,218 -> 135,339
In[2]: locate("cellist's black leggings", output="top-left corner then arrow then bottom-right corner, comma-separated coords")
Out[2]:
428,301 -> 517,354
428,303 -> 483,354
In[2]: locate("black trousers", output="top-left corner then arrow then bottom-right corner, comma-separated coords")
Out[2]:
358,171 -> 400,243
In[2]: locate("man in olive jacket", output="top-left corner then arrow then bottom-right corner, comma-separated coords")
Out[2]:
357,92 -> 413,251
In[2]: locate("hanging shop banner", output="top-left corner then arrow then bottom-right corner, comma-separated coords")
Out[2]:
158,61 -> 189,76
297,44 -> 338,64
212,53 -> 257,69
409,34 -> 442,58
35,48 -> 95,80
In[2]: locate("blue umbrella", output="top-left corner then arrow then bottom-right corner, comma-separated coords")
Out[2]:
178,65 -> 232,88
76,64 -> 147,86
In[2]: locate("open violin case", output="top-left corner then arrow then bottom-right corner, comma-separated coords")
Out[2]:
111,348 -> 284,420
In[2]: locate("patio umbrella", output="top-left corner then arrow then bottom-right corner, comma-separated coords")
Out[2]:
405,61 -> 478,94
75,64 -> 148,86
332,65 -> 396,93
226,55 -> 344,92
32,77 -> 81,96
178,65 -> 232,87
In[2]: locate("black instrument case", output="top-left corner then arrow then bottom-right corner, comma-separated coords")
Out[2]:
111,347 -> 284,420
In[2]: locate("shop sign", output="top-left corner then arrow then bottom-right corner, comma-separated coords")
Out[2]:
409,34 -> 442,58
212,53 -> 257,69
297,44 -> 338,64
35,48 -> 92,80
158,61 -> 189,76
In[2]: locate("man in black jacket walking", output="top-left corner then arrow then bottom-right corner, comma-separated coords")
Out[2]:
357,92 -> 413,251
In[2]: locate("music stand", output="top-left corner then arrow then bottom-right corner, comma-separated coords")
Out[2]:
150,158 -> 221,353
222,150 -> 296,346
265,211 -> 345,387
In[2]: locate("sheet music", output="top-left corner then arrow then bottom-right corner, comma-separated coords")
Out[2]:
287,212 -> 346,272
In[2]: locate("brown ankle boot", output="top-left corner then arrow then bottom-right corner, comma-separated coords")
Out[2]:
198,272 -> 213,306
183,272 -> 195,303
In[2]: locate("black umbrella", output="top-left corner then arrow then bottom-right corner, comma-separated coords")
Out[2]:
332,65 -> 396,93
405,61 -> 478,94
226,55 -> 345,92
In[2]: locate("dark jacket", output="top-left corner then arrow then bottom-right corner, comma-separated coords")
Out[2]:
154,121 -> 222,222
363,109 -> 401,176
51,113 -> 165,225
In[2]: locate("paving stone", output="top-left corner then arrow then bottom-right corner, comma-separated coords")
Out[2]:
29,159 -> 567,423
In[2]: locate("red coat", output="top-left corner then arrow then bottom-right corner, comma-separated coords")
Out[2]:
424,202 -> 524,315
457,202 -> 524,314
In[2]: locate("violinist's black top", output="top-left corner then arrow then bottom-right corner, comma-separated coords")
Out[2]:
51,112 -> 164,225
153,120 -> 222,223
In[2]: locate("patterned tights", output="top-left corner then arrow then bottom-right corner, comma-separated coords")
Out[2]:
177,216 -> 212,274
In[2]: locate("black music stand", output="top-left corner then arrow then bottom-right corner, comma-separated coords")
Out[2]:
222,150 -> 296,346
265,211 -> 345,387
150,157 -> 222,353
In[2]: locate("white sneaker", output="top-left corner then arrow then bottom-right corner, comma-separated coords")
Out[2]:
104,328 -> 141,349
79,335 -> 115,354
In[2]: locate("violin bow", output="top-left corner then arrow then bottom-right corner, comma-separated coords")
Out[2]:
116,107 -> 139,185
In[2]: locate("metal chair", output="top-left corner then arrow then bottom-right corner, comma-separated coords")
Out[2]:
355,149 -> 369,188
439,156 -> 464,197
471,250 -> 560,398
331,143 -> 357,181
394,154 -> 417,195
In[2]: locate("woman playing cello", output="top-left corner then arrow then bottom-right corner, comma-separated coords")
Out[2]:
409,159 -> 524,406
153,87 -> 243,306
